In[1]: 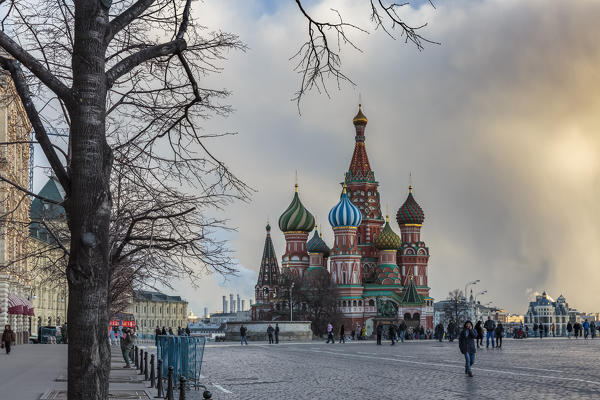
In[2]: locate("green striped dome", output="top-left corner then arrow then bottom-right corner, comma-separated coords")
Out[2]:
374,219 -> 401,250
278,189 -> 315,233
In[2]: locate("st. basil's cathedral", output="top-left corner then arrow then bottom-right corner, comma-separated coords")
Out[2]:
251,105 -> 434,332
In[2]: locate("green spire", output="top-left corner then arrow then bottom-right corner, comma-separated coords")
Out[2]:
400,276 -> 424,305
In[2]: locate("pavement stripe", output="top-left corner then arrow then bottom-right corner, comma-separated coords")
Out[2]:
310,349 -> 600,386
212,383 -> 233,394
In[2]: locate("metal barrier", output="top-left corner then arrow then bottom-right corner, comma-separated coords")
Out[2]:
156,335 -> 206,390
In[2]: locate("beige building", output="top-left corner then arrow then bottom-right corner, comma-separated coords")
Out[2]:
0,70 -> 32,344
128,290 -> 188,335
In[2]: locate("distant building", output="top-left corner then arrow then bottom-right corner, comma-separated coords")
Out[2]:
188,321 -> 225,340
128,290 -> 188,334
209,311 -> 251,325
524,292 -> 573,336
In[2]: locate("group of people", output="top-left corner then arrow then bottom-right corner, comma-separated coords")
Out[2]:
434,317 -> 504,348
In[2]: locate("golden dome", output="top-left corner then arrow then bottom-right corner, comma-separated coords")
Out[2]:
353,104 -> 368,126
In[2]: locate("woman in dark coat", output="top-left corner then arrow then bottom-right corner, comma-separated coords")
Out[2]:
459,321 -> 477,377
474,321 -> 484,348
495,323 -> 504,348
2,324 -> 16,354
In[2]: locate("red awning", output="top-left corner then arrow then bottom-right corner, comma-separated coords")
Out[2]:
7,293 -> 31,315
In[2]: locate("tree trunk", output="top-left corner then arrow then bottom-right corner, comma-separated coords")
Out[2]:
66,2 -> 112,399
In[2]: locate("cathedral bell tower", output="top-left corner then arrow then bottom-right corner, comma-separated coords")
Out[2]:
344,105 -> 384,280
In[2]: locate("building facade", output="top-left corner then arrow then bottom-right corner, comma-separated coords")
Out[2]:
524,292 -> 574,336
128,290 -> 188,334
0,70 -> 33,344
252,105 -> 434,331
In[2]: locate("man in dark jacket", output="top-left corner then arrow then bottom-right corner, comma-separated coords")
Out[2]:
435,323 -> 444,342
484,317 -> 496,348
275,323 -> 280,344
567,322 -> 573,338
267,325 -> 274,344
474,321 -> 483,348
388,325 -> 395,345
376,324 -> 383,345
459,321 -> 477,377
447,320 -> 456,342
398,320 -> 407,343
339,325 -> 345,344
240,325 -> 248,345
2,324 -> 16,354
495,323 -> 504,348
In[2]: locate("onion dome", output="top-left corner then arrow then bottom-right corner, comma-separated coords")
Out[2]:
374,216 -> 401,250
353,104 -> 368,126
307,227 -> 330,257
328,184 -> 362,228
278,184 -> 315,232
396,185 -> 425,225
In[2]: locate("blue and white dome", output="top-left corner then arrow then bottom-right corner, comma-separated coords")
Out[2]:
328,185 -> 363,228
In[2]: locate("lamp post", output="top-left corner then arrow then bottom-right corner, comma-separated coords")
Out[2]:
290,282 -> 295,322
473,290 -> 487,320
464,280 -> 480,302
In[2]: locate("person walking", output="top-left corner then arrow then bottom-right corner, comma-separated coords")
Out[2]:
544,324 -> 549,338
591,321 -> 596,339
435,323 -> 444,343
495,323 -> 504,348
583,319 -> 590,339
361,326 -> 367,341
538,324 -> 543,339
551,323 -> 555,337
339,325 -> 345,344
459,321 -> 477,377
398,320 -> 407,343
533,323 -> 538,338
484,317 -> 496,348
120,327 -> 133,368
168,327 -> 174,336
161,326 -> 167,336
1,325 -> 16,355
376,323 -> 383,345
275,323 -> 280,344
326,323 -> 334,344
155,326 -> 161,347
574,322 -> 580,339
447,320 -> 456,342
567,322 -> 573,338
474,321 -> 483,348
267,325 -> 274,344
389,324 -> 396,345
240,325 -> 248,345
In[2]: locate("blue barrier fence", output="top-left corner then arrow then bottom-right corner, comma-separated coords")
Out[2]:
156,335 -> 206,389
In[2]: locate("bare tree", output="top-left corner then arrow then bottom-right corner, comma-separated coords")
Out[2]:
446,289 -> 469,327
0,1 -> 434,398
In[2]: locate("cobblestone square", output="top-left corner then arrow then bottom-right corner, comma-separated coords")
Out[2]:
196,338 -> 600,400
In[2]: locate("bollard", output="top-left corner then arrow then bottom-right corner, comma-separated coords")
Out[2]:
134,345 -> 139,368
155,359 -> 164,398
203,390 -> 212,399
179,376 -> 186,400
166,366 -> 174,400
139,349 -> 144,374
150,354 -> 155,388
144,351 -> 149,380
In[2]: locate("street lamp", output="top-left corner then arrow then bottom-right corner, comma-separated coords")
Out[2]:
464,280 -> 480,302
290,282 -> 295,322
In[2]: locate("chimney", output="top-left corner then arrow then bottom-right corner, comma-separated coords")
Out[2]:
222,296 -> 227,313
229,294 -> 234,313
241,300 -> 245,311
237,294 -> 241,312
203,307 -> 208,319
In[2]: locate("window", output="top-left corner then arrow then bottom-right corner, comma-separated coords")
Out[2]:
369,299 -> 375,307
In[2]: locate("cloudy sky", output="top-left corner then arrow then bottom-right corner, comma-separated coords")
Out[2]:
170,0 -> 600,316
34,0 -> 600,316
